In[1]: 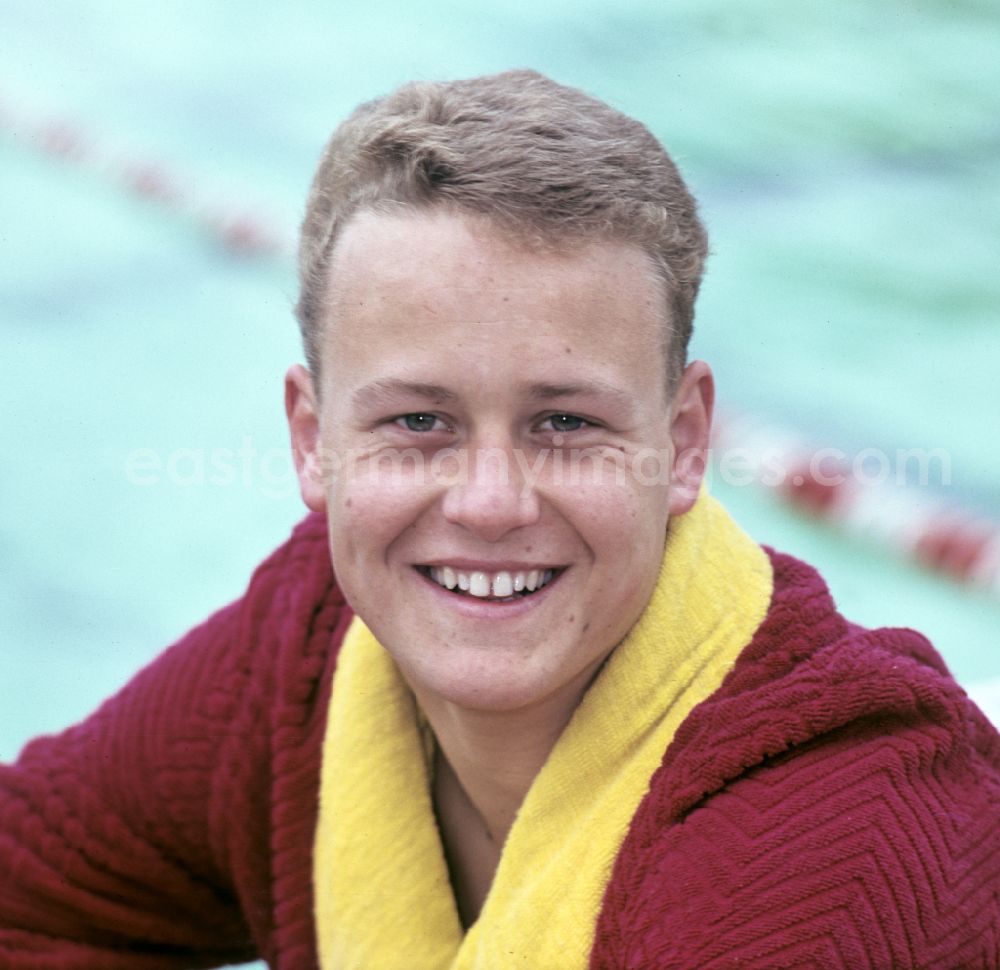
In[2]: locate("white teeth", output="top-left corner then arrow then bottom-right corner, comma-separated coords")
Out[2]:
425,566 -> 558,597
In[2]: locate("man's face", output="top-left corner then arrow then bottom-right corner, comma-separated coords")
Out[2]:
289,209 -> 710,715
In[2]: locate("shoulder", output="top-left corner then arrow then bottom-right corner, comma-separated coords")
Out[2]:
592,549 -> 1000,969
127,511 -> 349,718
217,510 -> 353,745
243,510 -> 339,610
212,511 -> 352,689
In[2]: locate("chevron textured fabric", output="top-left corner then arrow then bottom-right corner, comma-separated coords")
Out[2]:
590,551 -> 1000,968
1,514 -> 998,968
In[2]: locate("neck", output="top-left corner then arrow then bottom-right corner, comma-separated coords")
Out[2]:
413,683 -> 586,844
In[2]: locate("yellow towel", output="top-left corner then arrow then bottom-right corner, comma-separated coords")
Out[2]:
314,492 -> 773,969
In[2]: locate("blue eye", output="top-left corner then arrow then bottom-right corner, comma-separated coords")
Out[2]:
543,414 -> 587,432
396,413 -> 441,432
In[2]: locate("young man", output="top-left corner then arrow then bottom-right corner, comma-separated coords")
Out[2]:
2,70 -> 998,969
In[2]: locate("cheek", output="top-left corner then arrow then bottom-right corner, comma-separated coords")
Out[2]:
327,487 -> 407,623
328,463 -> 435,567
563,475 -> 668,612
570,469 -> 670,549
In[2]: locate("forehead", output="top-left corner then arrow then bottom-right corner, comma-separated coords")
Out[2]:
318,210 -> 670,403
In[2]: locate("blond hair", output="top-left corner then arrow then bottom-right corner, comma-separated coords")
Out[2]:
296,70 -> 707,388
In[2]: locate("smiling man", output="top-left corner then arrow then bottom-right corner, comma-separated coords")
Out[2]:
2,71 -> 999,969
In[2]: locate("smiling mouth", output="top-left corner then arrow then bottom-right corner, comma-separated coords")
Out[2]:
415,565 -> 561,602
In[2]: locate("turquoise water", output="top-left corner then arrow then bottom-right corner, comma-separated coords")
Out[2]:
1,4 -> 998,948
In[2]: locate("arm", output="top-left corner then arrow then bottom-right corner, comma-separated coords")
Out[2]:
0,600 -> 258,969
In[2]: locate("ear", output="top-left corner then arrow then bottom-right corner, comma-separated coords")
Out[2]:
667,359 -> 714,517
285,363 -> 328,513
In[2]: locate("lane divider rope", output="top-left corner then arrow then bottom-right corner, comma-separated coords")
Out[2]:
0,92 -> 294,259
712,409 -> 1000,597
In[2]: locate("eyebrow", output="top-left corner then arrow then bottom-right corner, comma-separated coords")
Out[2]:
352,379 -> 459,409
526,380 -> 634,408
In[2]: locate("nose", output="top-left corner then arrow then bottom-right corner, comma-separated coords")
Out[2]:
440,444 -> 542,543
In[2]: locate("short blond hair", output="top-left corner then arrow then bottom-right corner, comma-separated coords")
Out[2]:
296,70 -> 707,389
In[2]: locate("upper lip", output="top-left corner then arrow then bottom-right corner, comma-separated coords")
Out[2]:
416,559 -> 564,572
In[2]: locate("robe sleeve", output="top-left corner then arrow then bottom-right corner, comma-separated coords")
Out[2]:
0,599 -> 259,969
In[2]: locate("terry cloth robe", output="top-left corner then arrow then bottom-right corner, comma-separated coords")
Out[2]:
1,498 -> 998,969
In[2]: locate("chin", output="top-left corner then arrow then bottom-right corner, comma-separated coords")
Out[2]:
399,646 -> 593,717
